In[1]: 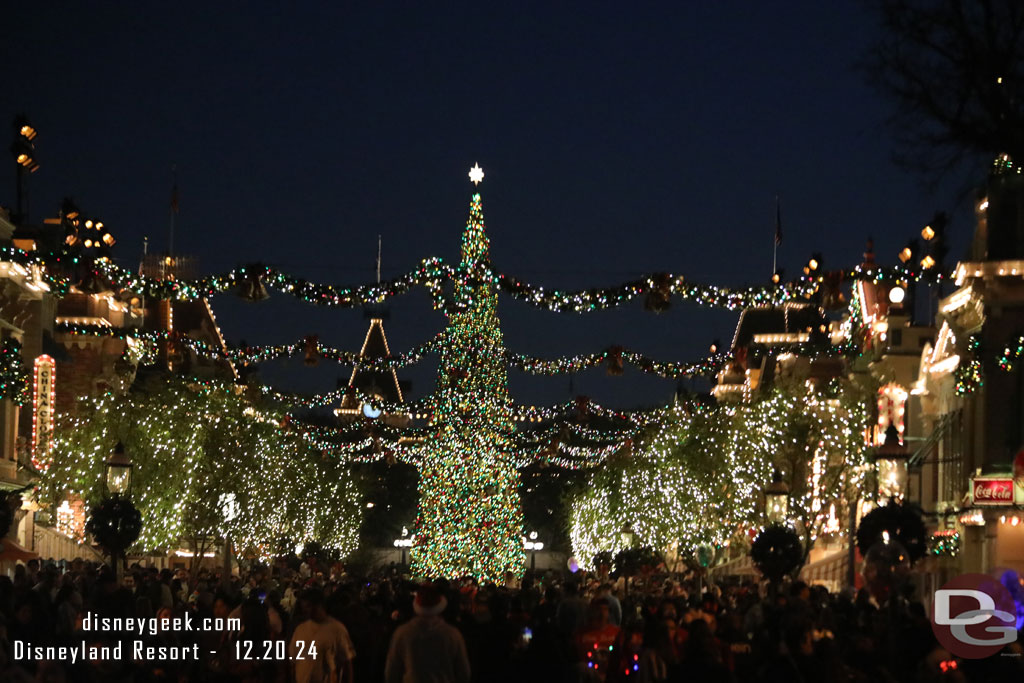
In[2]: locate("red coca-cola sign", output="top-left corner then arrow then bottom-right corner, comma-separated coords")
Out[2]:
972,478 -> 1014,505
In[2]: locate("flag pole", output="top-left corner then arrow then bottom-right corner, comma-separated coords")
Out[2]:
773,195 -> 781,277
169,164 -> 178,256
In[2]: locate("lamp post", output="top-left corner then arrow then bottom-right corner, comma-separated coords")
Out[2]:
876,424 -> 908,503
393,526 -> 412,565
91,441 -> 141,583
219,493 -> 239,587
620,524 -> 635,548
765,468 -> 790,525
524,530 -> 544,571
105,442 -> 133,496
11,115 -> 39,225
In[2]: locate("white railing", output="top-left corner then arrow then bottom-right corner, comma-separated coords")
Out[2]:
33,525 -> 102,563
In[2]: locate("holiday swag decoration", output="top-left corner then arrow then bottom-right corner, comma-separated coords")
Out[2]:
0,338 -> 30,405
409,193 -> 526,582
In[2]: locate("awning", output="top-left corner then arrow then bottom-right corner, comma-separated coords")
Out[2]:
0,538 -> 39,562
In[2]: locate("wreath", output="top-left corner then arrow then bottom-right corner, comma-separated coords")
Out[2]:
750,524 -> 804,582
612,546 -> 660,578
855,502 -> 926,563
86,497 -> 142,556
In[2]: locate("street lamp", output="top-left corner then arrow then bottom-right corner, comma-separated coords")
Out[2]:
524,530 -> 544,570
105,442 -> 132,495
620,524 -> 635,548
765,468 -> 790,525
391,528 -> 411,565
11,115 -> 40,225
876,423 -> 908,502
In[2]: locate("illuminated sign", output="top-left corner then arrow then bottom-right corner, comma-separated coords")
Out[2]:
971,477 -> 1014,506
32,355 -> 55,468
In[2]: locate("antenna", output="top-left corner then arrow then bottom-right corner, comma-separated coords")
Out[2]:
376,234 -> 382,284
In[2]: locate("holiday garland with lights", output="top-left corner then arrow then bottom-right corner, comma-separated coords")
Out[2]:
0,338 -> 30,405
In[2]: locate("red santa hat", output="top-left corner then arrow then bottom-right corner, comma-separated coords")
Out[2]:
413,583 -> 448,616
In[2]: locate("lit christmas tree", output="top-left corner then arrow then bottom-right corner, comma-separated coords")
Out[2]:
411,177 -> 526,581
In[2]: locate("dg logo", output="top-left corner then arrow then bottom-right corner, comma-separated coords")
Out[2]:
931,572 -> 1020,659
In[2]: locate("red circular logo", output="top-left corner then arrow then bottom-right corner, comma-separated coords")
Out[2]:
931,573 -> 1018,659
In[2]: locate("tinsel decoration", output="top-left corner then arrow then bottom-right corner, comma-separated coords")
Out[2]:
750,524 -> 805,583
0,339 -> 30,405
855,502 -> 926,563
303,335 -> 319,367
86,497 -> 143,557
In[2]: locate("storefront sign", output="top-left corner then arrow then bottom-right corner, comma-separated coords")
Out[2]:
32,355 -> 55,464
971,477 -> 1014,505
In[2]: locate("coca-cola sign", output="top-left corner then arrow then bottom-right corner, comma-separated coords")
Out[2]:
972,478 -> 1014,505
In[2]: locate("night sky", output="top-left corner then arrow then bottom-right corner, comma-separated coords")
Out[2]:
2,2 -> 975,409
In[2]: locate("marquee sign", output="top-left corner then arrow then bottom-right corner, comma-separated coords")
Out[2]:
32,355 -> 55,467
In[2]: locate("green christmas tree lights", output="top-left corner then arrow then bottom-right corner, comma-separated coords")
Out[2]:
410,193 -> 526,582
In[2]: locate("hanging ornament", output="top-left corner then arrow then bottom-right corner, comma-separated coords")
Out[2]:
236,265 -> 269,302
166,331 -> 185,370
303,335 -> 320,367
643,273 -> 673,313
605,346 -> 624,376
575,395 -> 591,420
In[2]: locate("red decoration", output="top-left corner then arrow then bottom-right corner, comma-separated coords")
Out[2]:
606,346 -> 624,376
303,335 -> 319,367
575,395 -> 590,420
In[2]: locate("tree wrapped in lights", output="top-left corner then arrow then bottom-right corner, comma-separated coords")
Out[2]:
570,404 -> 765,570
570,377 -> 874,564
409,193 -> 525,582
40,377 -> 361,561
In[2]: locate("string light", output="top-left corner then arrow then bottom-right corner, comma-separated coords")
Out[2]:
570,382 -> 873,567
41,379 -> 362,560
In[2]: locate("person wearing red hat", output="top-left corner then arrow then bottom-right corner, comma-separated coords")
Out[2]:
385,583 -> 471,683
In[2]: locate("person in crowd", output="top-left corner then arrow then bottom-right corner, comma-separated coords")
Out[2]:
384,582 -> 470,683
1,554 -> 1018,683
291,587 -> 356,683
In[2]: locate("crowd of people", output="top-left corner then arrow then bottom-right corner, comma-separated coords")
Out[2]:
0,555 -> 1022,682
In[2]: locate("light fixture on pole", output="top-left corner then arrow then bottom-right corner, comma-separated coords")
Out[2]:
620,524 -> 635,548
524,530 -> 544,570
765,468 -> 790,525
105,442 -> 133,495
393,526 -> 413,565
876,423 -> 908,502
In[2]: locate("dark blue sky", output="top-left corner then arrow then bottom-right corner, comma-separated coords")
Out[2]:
1,2 -> 976,408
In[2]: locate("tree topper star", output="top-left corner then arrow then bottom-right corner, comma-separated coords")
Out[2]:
468,163 -> 485,186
